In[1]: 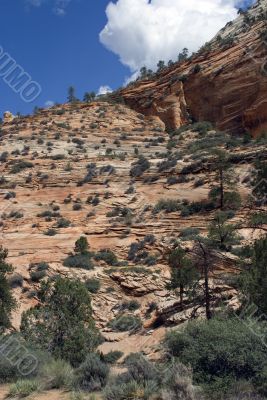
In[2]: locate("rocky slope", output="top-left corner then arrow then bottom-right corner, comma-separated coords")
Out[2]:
1,100 -> 266,358
119,0 -> 267,136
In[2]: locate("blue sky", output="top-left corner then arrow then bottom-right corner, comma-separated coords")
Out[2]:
0,0 -> 255,117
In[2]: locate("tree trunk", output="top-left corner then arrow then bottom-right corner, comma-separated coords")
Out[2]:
198,241 -> 212,320
203,262 -> 212,320
180,284 -> 184,309
219,168 -> 224,209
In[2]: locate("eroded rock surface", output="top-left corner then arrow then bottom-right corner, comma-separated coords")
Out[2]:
120,0 -> 267,136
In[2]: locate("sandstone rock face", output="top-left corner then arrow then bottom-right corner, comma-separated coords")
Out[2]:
0,91 -> 265,354
120,0 -> 267,136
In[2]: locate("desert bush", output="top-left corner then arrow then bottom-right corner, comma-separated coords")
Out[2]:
248,212 -> 267,229
40,359 -> 74,390
8,273 -> 24,288
51,154 -> 65,160
73,203 -> 82,211
107,315 -> 142,332
37,210 -> 60,218
30,270 -> 47,282
75,353 -> 110,391
94,249 -> 118,266
57,218 -> 71,228
166,176 -> 179,185
104,380 -> 155,400
154,199 -> 180,213
63,254 -> 94,270
104,353 -> 162,400
8,379 -> 40,398
44,228 -> 57,236
165,317 -> 267,397
224,191 -> 242,210
10,160 -> 33,174
130,155 -> 150,178
120,300 -> 140,311
100,351 -> 124,364
85,278 -> 101,293
179,228 -> 200,241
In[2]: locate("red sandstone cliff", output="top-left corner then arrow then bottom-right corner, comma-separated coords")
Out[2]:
120,0 -> 267,136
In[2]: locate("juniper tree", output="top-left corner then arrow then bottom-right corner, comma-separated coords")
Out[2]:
251,161 -> 267,205
157,60 -> 165,72
240,235 -> 267,315
67,86 -> 78,103
192,239 -> 216,320
83,91 -> 96,103
74,236 -> 89,255
0,247 -> 17,333
208,211 -> 240,250
209,149 -> 237,209
167,245 -> 198,309
20,277 -> 101,366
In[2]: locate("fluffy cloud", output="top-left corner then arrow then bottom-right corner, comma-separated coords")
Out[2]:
100,0 -> 241,74
97,85 -> 113,96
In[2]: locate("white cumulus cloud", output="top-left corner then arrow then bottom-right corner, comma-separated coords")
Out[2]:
97,85 -> 113,96
100,0 -> 240,74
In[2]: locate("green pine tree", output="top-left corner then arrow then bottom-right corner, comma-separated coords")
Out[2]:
0,247 -> 17,333
21,276 -> 101,366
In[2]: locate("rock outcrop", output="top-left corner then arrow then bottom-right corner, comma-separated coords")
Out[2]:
120,0 -> 267,136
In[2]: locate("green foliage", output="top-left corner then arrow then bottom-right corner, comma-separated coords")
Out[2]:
57,218 -> 71,228
68,86 -> 78,103
21,277 -> 101,366
10,160 -> 33,174
75,236 -> 89,255
210,149 -> 236,210
248,212 -> 267,228
30,269 -> 47,282
75,353 -> 110,391
153,199 -> 180,213
107,315 -> 142,332
179,227 -> 200,241
167,246 -> 198,307
0,247 -> 17,333
193,64 -> 201,73
100,351 -> 124,364
63,254 -> 94,270
240,235 -> 267,315
104,353 -> 195,400
210,188 -> 241,210
165,317 -> 267,397
223,191 -> 242,210
104,380 -> 154,400
85,278 -> 101,293
251,161 -> 267,205
40,359 -> 74,390
83,91 -> 96,103
8,379 -> 40,398
0,334 -> 47,384
94,249 -> 118,266
8,273 -> 23,288
64,237 -> 94,270
208,211 -> 240,250
120,300 -> 140,311
130,155 -> 150,178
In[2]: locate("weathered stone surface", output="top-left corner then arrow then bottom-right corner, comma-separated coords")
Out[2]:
120,0 -> 267,136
